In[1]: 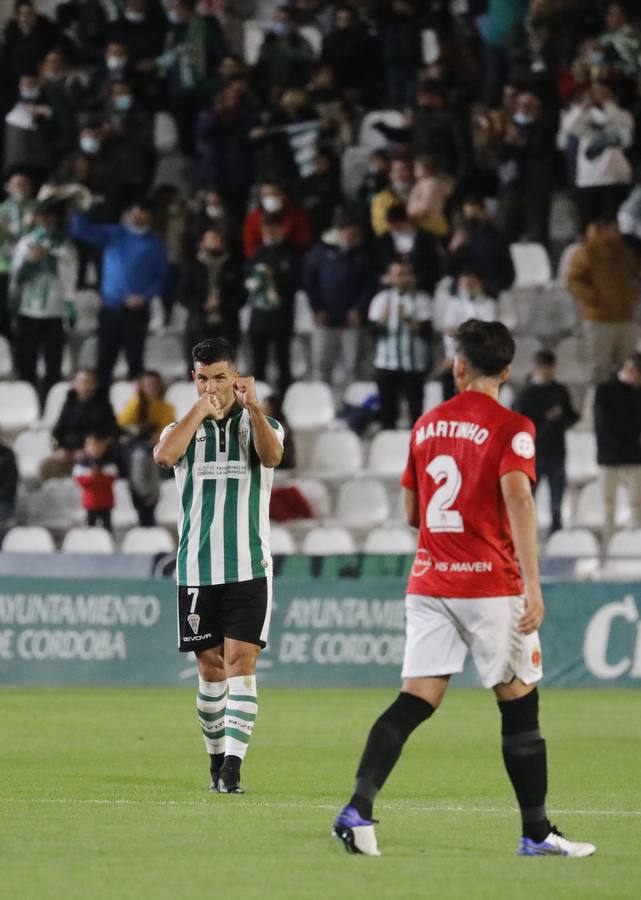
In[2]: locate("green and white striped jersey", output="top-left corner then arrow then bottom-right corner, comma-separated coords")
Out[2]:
368,288 -> 431,372
167,407 -> 284,586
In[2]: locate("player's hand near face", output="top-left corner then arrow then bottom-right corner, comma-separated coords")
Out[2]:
197,392 -> 224,421
233,376 -> 257,409
519,590 -> 545,635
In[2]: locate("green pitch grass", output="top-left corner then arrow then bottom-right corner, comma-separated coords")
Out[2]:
2,688 -> 640,900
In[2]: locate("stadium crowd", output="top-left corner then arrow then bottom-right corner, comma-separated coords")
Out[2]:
2,0 -> 641,555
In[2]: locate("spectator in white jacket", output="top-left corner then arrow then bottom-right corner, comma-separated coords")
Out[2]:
557,82 -> 633,229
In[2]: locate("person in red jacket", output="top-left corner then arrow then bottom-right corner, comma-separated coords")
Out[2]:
242,180 -> 312,258
72,432 -> 119,530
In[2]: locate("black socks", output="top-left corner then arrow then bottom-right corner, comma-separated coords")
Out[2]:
498,689 -> 551,842
350,692 -> 435,819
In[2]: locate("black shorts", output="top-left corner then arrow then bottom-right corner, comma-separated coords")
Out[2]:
177,577 -> 271,653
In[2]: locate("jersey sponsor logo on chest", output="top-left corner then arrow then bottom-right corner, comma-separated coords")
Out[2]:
415,420 -> 490,446
194,461 -> 249,479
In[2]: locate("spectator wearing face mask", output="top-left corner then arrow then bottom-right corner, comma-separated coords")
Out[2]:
371,157 -> 414,236
303,210 -> 375,385
100,80 -> 155,195
433,269 -> 496,400
243,181 -> 312,258
375,204 -> 442,295
245,212 -> 301,395
195,77 -> 256,219
320,5 -> 382,108
69,197 -> 168,385
179,225 -> 246,372
368,259 -> 431,429
557,82 -> 634,229
156,0 -> 229,155
106,0 -> 167,67
9,198 -> 77,400
446,195 -> 515,299
87,42 -> 152,112
496,90 -> 555,244
2,0 -> 62,89
255,5 -> 315,102
3,73 -> 56,179
0,170 -> 36,337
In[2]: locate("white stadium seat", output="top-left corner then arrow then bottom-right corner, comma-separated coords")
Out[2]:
73,288 -> 101,335
510,242 -> 552,287
112,479 -> 138,530
367,430 -> 411,479
244,19 -> 265,66
0,381 -> 40,431
423,380 -> 443,412
566,431 -> 598,487
535,480 -> 572,531
544,528 -> 600,557
0,334 -> 13,377
294,290 -> 314,335
307,430 -> 363,481
166,382 -> 194,420
556,241 -> 581,284
509,336 -> 543,383
77,335 -> 128,379
358,110 -> 405,151
41,380 -> 70,428
109,381 -> 136,415
121,526 -> 175,554
282,382 -> 334,431
302,526 -> 356,556
145,334 -> 185,380
12,429 -> 52,480
343,381 -> 378,408
282,478 -> 331,518
599,559 -> 641,580
363,526 -> 416,554
555,336 -> 587,385
3,526 -> 55,553
156,479 -> 180,527
574,481 -> 630,529
61,527 -> 115,554
334,478 -> 390,531
270,524 -> 297,555
29,478 -> 84,530
606,529 -> 641,558
299,24 -> 322,57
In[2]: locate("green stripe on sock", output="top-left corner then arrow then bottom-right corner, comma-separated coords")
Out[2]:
225,707 -> 256,722
199,710 -> 225,723
227,694 -> 256,703
198,691 -> 227,703
225,726 -> 251,744
201,727 -> 224,740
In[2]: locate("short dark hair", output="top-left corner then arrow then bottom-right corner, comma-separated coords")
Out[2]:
453,319 -> 515,376
192,337 -> 236,368
626,351 -> 641,373
534,349 -> 556,366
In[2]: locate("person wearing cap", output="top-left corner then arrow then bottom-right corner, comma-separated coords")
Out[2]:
10,196 -> 77,401
69,198 -> 168,386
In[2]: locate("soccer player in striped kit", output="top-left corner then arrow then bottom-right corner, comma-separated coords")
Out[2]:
154,338 -> 284,793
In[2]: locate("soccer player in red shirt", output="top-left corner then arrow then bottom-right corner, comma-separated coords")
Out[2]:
333,320 -> 595,858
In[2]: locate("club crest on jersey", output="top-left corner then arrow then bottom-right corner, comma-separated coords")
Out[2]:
531,648 -> 542,667
512,431 -> 535,459
187,613 -> 200,634
239,426 -> 250,447
411,548 -> 433,577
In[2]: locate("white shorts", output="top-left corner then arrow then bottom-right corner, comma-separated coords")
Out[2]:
401,594 -> 543,689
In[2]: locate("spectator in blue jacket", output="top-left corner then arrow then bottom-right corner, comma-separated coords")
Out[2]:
70,199 -> 168,386
303,210 -> 375,384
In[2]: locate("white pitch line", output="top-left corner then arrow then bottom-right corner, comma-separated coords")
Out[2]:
0,798 -> 639,816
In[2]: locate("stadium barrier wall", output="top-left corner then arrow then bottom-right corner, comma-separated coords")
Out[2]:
1,566 -> 641,686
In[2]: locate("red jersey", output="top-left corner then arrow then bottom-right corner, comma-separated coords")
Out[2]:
401,391 -> 536,598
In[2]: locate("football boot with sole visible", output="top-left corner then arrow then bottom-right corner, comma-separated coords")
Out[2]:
518,826 -> 596,857
332,804 -> 381,856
